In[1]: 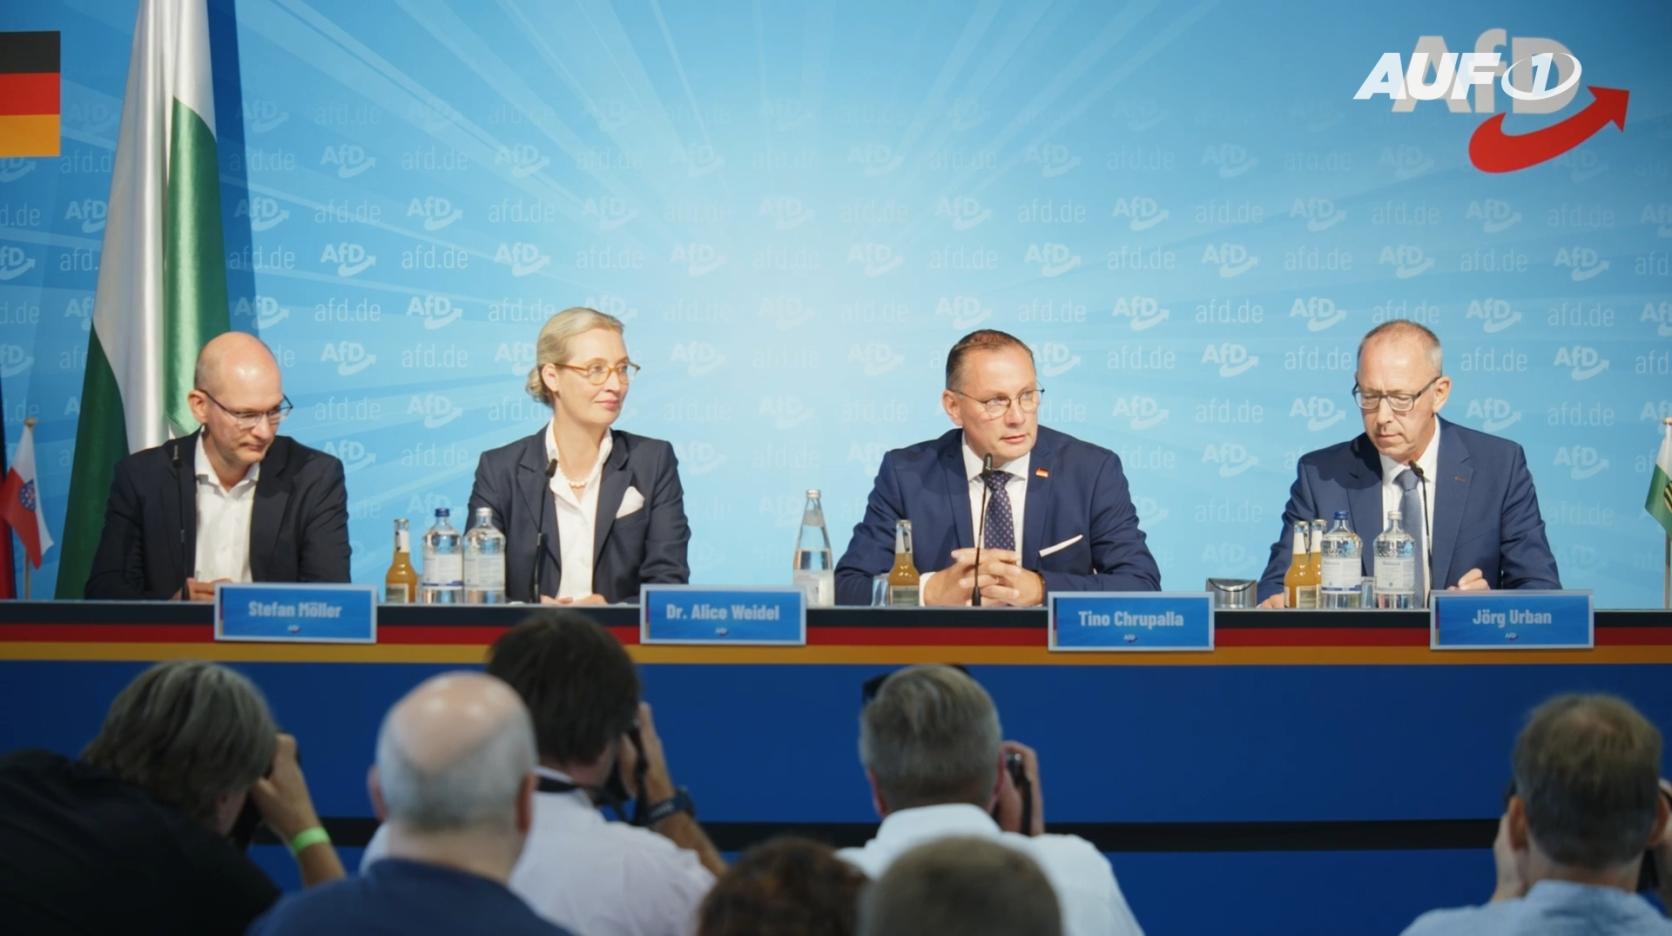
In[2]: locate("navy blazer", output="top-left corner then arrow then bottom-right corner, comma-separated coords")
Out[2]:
85,432 -> 351,599
1256,417 -> 1561,601
468,428 -> 689,603
834,426 -> 1161,605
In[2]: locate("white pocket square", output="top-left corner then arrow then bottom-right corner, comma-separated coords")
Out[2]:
615,486 -> 646,519
1038,534 -> 1083,558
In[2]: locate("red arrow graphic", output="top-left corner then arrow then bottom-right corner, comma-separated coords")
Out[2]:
1468,86 -> 1629,173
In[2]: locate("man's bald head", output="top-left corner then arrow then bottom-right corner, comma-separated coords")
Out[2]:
375,673 -> 536,833
194,331 -> 281,399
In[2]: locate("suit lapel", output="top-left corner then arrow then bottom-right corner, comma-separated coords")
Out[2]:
249,438 -> 290,580
1345,436 -> 1382,576
1021,431 -> 1054,567
593,431 -> 632,566
1428,420 -> 1473,588
174,434 -> 199,583
939,434 -> 973,551
516,433 -> 560,576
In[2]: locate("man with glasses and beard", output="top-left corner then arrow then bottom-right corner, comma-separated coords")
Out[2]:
834,329 -> 1159,607
1256,321 -> 1559,607
86,331 -> 350,599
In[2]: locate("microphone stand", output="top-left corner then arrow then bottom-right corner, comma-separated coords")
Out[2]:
972,454 -> 994,607
531,458 -> 557,602
1408,461 -> 1433,602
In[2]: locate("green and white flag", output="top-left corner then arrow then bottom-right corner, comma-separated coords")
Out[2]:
56,0 -> 228,596
1650,420 -> 1672,539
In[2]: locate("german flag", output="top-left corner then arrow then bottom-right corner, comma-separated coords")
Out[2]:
0,31 -> 60,158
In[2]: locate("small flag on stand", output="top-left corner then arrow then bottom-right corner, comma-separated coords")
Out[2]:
0,32 -> 61,158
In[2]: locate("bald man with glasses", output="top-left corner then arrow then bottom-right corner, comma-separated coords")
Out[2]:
86,332 -> 350,599
1256,321 -> 1559,607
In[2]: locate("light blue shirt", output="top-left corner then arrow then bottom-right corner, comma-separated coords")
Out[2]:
1402,880 -> 1672,936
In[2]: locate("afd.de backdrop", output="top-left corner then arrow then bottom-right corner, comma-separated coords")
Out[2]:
0,0 -> 1668,604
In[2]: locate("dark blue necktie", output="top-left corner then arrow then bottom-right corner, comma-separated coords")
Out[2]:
983,471 -> 1015,551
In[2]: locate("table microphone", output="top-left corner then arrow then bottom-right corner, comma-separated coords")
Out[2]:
531,458 -> 557,601
1407,461 -> 1433,597
972,454 -> 994,607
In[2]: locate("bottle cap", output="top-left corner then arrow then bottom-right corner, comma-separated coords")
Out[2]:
436,507 -> 450,517
806,488 -> 820,497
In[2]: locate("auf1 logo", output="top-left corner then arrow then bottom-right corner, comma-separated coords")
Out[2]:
1354,30 -> 1627,172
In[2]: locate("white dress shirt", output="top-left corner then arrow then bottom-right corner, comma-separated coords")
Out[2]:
363,767 -> 714,936
918,437 -> 1029,604
1376,418 -> 1439,594
193,434 -> 258,582
545,420 -> 613,599
838,803 -> 1145,936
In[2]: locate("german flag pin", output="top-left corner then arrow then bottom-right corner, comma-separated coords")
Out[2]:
1035,467 -> 1050,479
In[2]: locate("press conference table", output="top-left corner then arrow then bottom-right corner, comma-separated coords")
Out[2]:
2,602 -> 1668,936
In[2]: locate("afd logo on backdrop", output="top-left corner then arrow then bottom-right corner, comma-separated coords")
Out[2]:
408,196 -> 463,232
1291,198 -> 1347,232
1112,395 -> 1169,430
321,242 -> 375,277
935,196 -> 990,231
321,144 -> 375,178
1112,197 -> 1167,231
1292,396 -> 1347,432
0,245 -> 36,281
1113,296 -> 1169,332
1203,342 -> 1258,378
1201,243 -> 1256,278
322,439 -> 375,473
0,159 -> 35,183
1467,298 -> 1521,333
672,341 -> 727,377
407,294 -> 462,330
1466,397 -> 1522,433
1026,243 -> 1080,277
236,295 -> 289,330
1554,445 -> 1608,481
1354,30 -> 1627,173
0,344 -> 33,378
1203,443 -> 1258,479
408,393 -> 461,429
64,198 -> 107,233
1554,345 -> 1608,380
496,242 -> 550,278
1036,342 -> 1081,378
1555,246 -> 1608,281
761,197 -> 813,231
321,340 -> 375,377
1291,297 -> 1347,332
236,196 -> 288,232
936,296 -> 992,330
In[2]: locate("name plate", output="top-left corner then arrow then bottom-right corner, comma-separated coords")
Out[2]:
1048,592 -> 1215,652
641,585 -> 807,646
215,583 -> 378,644
1430,590 -> 1593,650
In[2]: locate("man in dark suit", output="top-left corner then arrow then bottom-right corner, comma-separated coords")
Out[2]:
835,329 -> 1159,606
85,332 -> 350,599
1256,321 -> 1559,605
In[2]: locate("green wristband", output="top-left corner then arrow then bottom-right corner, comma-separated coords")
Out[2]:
287,826 -> 330,855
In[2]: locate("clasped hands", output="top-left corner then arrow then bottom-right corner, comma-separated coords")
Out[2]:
923,547 -> 1044,607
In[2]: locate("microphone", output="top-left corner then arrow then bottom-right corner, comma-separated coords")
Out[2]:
1407,461 -> 1433,599
531,458 -> 557,602
972,454 -> 994,607
169,440 -> 189,602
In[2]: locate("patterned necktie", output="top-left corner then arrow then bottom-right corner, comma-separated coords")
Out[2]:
982,471 -> 1015,551
1395,468 -> 1427,602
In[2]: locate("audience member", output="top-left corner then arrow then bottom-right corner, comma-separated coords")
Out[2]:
1401,693 -> 1672,935
839,664 -> 1143,936
252,672 -> 570,935
697,836 -> 866,936
364,612 -> 720,935
860,835 -> 1063,936
0,660 -> 343,934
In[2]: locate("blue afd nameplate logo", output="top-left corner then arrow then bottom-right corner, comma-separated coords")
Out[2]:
1049,592 -> 1215,652
1430,590 -> 1593,650
641,586 -> 806,646
215,583 -> 378,644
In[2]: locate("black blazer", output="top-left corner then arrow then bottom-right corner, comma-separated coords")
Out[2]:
469,428 -> 690,603
84,432 -> 351,599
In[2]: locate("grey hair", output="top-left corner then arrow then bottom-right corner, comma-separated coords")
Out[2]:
1358,320 -> 1444,374
859,665 -> 1002,810
82,660 -> 277,827
859,836 -> 1063,936
375,697 -> 537,832
525,306 -> 626,405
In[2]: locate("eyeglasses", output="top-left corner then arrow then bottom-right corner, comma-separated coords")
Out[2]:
553,360 -> 641,385
1352,376 -> 1440,414
198,389 -> 293,429
951,387 -> 1044,419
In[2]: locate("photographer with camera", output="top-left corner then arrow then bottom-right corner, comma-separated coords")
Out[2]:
0,660 -> 344,934
839,664 -> 1143,936
362,612 -> 722,935
1401,693 -> 1672,935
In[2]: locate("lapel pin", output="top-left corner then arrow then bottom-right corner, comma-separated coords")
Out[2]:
1035,467 -> 1050,478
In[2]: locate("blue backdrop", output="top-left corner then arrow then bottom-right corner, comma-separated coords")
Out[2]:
2,0 -> 1670,603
